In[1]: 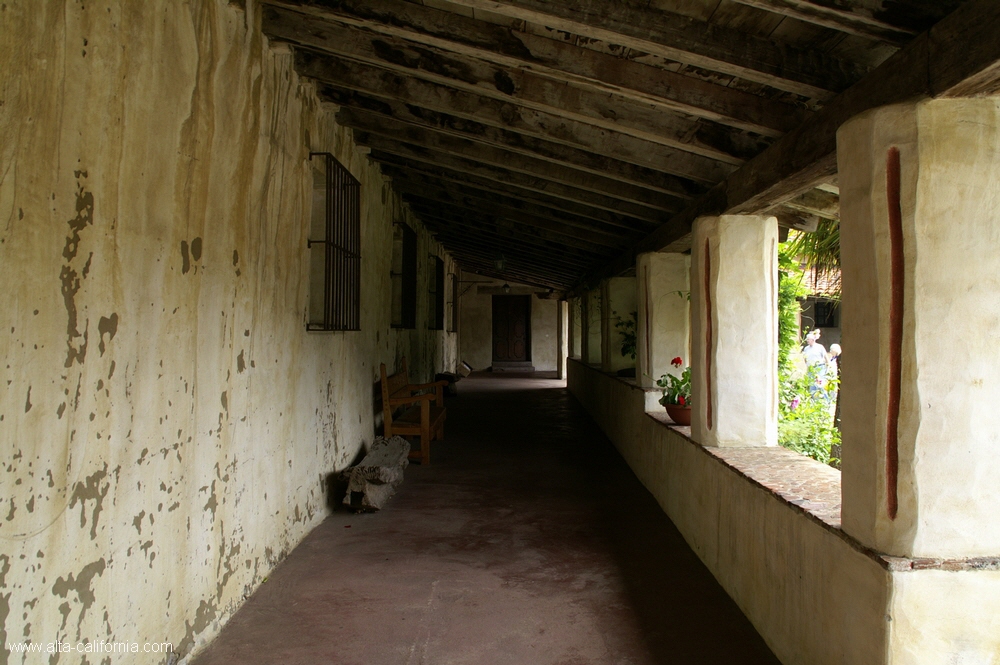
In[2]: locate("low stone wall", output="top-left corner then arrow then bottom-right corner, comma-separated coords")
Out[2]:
569,359 -> 890,664
569,358 -> 1000,664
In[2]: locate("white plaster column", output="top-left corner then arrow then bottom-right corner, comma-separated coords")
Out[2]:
557,299 -> 568,379
601,277 -> 637,373
690,215 -> 778,447
839,98 -> 1000,558
637,252 -> 690,390
569,297 -> 582,359
584,288 -> 602,366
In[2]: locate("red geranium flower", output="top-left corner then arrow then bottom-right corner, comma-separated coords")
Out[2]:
678,395 -> 686,406
671,356 -> 683,367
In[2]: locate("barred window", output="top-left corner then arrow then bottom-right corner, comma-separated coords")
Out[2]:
391,222 -> 417,329
449,272 -> 459,333
307,152 -> 360,331
429,257 -> 445,331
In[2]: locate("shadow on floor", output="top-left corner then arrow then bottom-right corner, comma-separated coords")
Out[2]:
192,374 -> 781,665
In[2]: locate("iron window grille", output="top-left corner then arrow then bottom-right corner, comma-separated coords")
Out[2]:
429,256 -> 445,330
390,222 -> 417,329
307,152 -> 361,332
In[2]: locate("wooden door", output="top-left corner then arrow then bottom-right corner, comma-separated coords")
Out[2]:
492,295 -> 531,362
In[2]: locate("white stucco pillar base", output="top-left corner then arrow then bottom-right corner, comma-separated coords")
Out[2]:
839,97 -> 1000,558
637,253 -> 690,390
601,277 -> 637,373
690,215 -> 778,448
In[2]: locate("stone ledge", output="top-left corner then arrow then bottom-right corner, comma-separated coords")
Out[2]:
644,409 -> 1000,573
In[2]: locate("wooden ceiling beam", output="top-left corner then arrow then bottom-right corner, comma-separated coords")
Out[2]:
778,188 -> 840,220
379,162 -> 666,229
263,0 -> 803,136
265,15 -> 760,159
337,104 -> 730,187
449,255 -> 574,289
574,0 -> 1000,292
424,229 -> 598,273
354,130 -> 688,210
437,0 -> 867,98
371,149 -> 671,223
729,0 -> 916,46
386,168 -> 655,234
319,83 -> 752,179
403,196 -> 630,252
423,230 -> 589,278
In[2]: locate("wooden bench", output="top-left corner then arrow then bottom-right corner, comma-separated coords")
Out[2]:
380,358 -> 448,465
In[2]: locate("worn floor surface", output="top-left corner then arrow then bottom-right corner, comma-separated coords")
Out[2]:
192,373 -> 781,665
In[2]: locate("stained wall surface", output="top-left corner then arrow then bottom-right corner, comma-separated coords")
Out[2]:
0,1 -> 455,661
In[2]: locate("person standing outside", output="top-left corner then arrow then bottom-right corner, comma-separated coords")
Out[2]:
802,329 -> 828,398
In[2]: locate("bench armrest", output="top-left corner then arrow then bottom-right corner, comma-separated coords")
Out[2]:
387,393 -> 435,407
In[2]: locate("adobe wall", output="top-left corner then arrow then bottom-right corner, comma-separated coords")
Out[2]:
0,1 -> 455,661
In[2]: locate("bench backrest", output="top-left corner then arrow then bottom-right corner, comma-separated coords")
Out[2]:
380,357 -> 410,428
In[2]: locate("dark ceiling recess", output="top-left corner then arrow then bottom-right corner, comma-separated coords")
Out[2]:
262,0 -> 995,293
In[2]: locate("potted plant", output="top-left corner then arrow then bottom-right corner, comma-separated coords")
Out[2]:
656,357 -> 692,426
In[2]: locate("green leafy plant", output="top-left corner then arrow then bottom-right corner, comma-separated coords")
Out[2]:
778,366 -> 840,464
615,311 -> 638,360
656,357 -> 692,407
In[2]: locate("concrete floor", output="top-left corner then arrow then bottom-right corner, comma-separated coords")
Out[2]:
192,373 -> 781,665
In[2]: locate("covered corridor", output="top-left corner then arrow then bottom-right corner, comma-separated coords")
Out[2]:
192,374 -> 780,665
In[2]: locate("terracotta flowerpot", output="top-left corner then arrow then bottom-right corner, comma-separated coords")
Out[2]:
664,404 -> 692,426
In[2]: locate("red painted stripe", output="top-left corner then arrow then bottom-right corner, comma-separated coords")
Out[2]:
886,147 -> 903,521
705,238 -> 714,432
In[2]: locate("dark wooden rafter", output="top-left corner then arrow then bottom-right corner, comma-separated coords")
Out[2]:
264,0 -> 807,135
422,230 -> 591,278
319,82 -> 762,169
384,167 -> 655,234
729,0 -> 918,45
265,14 -> 759,159
336,104 -> 731,187
402,195 -> 631,251
379,163 -> 664,230
353,131 -> 688,209
577,0 -> 1000,291
436,0 -> 869,98
450,256 -> 572,290
778,188 -> 839,220
370,150 -> 671,224
425,230 -> 598,274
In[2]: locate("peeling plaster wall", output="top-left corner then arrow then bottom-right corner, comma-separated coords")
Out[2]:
0,1 -> 455,662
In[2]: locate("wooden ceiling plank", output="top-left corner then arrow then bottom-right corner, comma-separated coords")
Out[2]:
337,108 -> 735,194
379,162 -> 666,228
269,12 -> 775,159
426,232 -> 589,276
729,0 -> 916,45
436,0 -> 868,98
371,149 -> 671,223
354,130 -> 688,210
426,231 -> 598,273
385,167 -> 656,233
449,255 -> 574,289
573,0 -> 1000,293
403,195 -> 632,251
263,0 -> 804,135
320,82 -> 760,171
